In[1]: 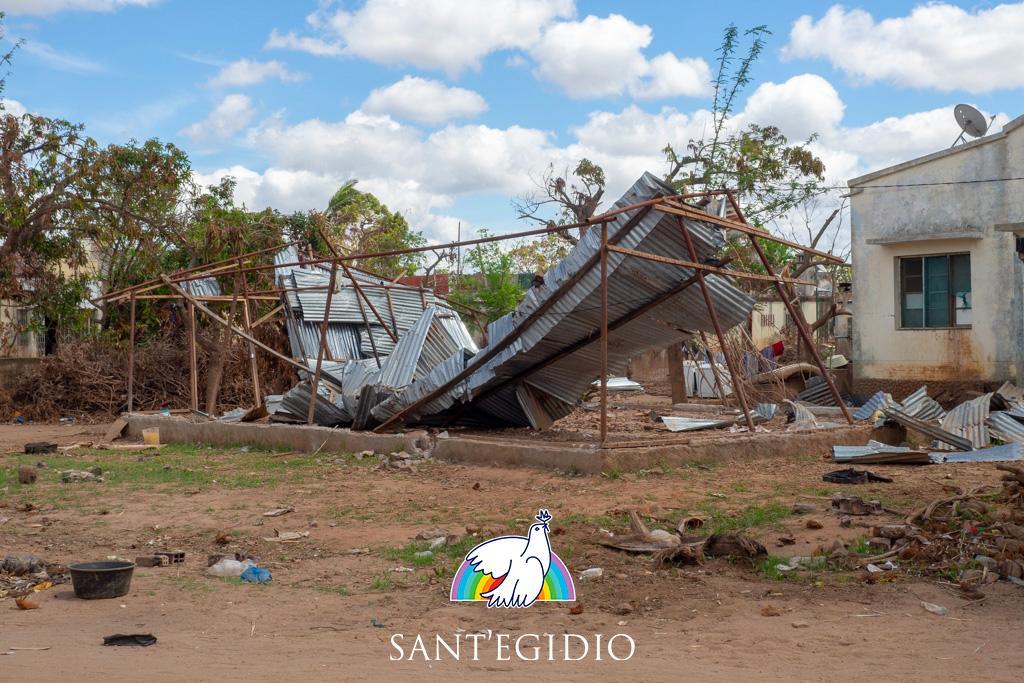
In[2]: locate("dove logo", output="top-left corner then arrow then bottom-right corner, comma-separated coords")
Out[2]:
450,509 -> 575,608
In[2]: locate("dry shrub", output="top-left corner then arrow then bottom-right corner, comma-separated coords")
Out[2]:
0,323 -> 296,422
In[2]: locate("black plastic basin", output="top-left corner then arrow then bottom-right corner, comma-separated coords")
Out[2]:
68,560 -> 135,599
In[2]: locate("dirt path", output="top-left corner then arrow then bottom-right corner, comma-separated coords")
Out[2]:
1,423 -> 1022,681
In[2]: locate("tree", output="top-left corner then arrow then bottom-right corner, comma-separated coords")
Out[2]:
316,180 -> 425,277
448,232 -> 525,328
514,159 -> 606,243
662,25 -> 826,228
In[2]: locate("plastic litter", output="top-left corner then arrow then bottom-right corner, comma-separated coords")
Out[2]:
206,558 -> 255,578
239,565 -> 272,583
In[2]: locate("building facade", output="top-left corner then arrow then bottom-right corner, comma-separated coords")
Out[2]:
848,114 -> 1024,390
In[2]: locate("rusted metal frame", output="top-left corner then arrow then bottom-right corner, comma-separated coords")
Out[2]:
308,262 -> 339,425
451,260 -> 730,417
186,300 -> 198,412
724,191 -> 853,424
674,217 -> 755,430
99,240 -> 301,303
162,276 -> 317,376
657,200 -> 846,265
599,221 -> 610,445
237,258 -> 262,408
372,204 -> 657,433
127,290 -> 136,413
418,287 -> 427,312
698,330 -> 729,404
383,288 -> 399,339
251,304 -> 283,329
132,294 -> 281,301
339,263 -> 399,344
605,244 -> 815,286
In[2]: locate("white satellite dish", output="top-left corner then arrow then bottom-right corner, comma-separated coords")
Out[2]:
951,104 -> 990,147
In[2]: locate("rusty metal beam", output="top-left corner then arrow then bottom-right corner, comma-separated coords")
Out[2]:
127,290 -> 135,414
605,244 -> 815,286
308,262 -> 339,425
599,221 -> 609,445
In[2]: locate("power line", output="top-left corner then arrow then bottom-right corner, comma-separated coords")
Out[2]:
763,176 -> 1024,192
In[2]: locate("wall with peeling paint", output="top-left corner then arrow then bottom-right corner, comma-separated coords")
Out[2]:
849,114 -> 1024,384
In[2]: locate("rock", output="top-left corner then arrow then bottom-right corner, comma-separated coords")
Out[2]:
60,469 -> 103,483
568,603 -> 584,615
974,555 -> 997,571
805,519 -> 823,530
428,536 -> 447,550
17,464 -> 37,485
792,503 -> 816,514
875,524 -> 917,539
579,567 -> 604,581
612,602 -> 632,615
839,515 -> 852,528
868,537 -> 891,552
960,568 -> 984,584
791,621 -> 810,629
465,525 -> 481,535
355,450 -> 374,460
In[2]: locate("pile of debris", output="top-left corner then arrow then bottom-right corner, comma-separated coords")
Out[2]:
0,554 -> 69,601
834,383 -> 1024,465
268,173 -> 755,432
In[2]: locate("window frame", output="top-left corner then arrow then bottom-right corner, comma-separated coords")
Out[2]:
896,252 -> 972,330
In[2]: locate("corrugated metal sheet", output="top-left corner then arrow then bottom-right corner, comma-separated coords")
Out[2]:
183,277 -> 221,297
853,391 -> 896,421
833,440 -> 929,464
898,385 -> 946,421
883,407 -> 973,451
661,402 -> 776,432
986,411 -> 1024,443
936,393 -> 991,450
280,382 -> 350,426
797,376 -> 835,406
929,442 -> 1024,463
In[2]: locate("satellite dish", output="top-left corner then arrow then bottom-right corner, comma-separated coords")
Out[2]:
951,104 -> 989,147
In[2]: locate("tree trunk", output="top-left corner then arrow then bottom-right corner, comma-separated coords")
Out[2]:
667,343 -> 688,404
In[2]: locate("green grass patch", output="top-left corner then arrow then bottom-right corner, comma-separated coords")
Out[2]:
698,501 -> 792,534
370,574 -> 395,591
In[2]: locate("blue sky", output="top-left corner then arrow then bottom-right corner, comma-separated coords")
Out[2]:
2,0 -> 1022,245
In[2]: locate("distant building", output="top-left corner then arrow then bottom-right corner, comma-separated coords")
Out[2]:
848,113 -> 1024,392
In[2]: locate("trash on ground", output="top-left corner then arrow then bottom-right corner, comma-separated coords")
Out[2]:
263,530 -> 309,542
61,469 -> 104,483
240,565 -> 272,583
579,567 -> 604,581
263,506 -> 294,517
102,634 -> 157,647
207,558 -> 255,578
921,601 -> 947,616
831,493 -> 883,516
823,468 -> 893,484
14,595 -> 40,610
23,442 -> 57,454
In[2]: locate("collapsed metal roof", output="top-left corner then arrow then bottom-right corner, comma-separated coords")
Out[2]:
272,172 -> 755,430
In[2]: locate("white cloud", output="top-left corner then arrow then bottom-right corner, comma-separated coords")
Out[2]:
783,3 -> 1024,93
529,14 -> 710,99
0,0 -> 155,15
22,41 -> 103,73
265,0 -> 575,76
207,59 -> 308,88
1,98 -> 27,116
180,94 -> 255,141
361,76 -> 487,125
738,74 -> 845,142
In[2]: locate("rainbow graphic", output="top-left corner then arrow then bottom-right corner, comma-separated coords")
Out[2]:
450,552 -> 576,603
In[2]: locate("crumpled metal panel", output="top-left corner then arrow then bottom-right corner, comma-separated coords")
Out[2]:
376,172 -> 754,430
280,382 -> 350,426
183,277 -> 221,297
286,319 -> 361,362
986,411 -> 1024,443
661,402 -> 776,432
797,376 -> 836,406
371,349 -> 472,422
853,391 -> 896,421
936,393 -> 991,450
376,306 -> 474,390
899,385 -> 946,421
832,440 -> 930,464
883,407 -> 973,451
929,443 -> 1024,463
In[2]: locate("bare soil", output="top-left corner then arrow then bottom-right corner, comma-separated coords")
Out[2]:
1,422 -> 1022,682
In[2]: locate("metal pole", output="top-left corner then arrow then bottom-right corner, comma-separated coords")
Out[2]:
127,290 -> 136,414
308,262 -> 339,426
676,218 -> 755,430
238,258 -> 262,408
187,300 -> 198,412
725,191 -> 853,424
699,331 -> 729,404
600,221 -> 609,445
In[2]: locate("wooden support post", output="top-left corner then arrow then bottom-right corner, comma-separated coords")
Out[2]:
187,300 -> 198,412
599,221 -> 609,445
238,259 -> 262,408
308,262 -> 339,426
127,290 -> 136,414
725,191 -> 853,424
676,218 -> 755,430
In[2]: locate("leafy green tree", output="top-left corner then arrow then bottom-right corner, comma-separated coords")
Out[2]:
663,24 -> 826,228
449,232 -> 525,328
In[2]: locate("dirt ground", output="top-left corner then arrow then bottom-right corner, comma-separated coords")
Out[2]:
2,421 -> 1023,682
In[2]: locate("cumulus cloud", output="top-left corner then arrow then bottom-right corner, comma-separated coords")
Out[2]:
1,98 -> 27,116
361,76 -> 487,125
193,73 -> 1008,243
529,14 -> 711,99
783,3 -> 1024,93
207,59 -> 308,88
266,0 -> 574,76
0,0 -> 156,15
180,94 -> 255,141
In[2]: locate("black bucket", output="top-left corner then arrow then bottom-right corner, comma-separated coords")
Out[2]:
68,561 -> 135,599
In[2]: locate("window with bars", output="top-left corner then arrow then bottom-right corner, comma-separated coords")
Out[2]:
898,253 -> 971,328
760,313 -> 775,328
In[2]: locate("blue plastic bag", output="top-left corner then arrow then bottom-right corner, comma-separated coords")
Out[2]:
240,565 -> 272,583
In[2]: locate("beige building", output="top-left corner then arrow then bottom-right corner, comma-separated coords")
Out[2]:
848,113 -> 1024,388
